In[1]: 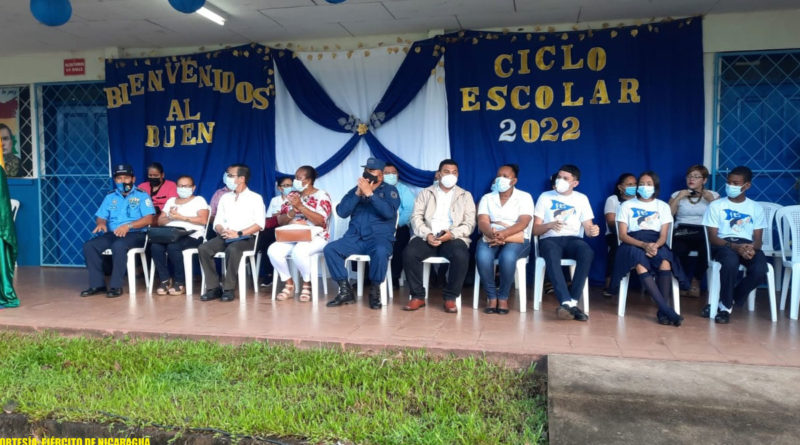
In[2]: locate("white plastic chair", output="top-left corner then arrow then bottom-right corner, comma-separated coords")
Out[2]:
776,205 -> 800,320
10,199 -> 19,221
200,231 -> 260,300
102,233 -> 150,296
705,226 -> 777,322
343,215 -> 397,307
615,222 -> 680,317
148,207 -> 212,296
472,257 -> 529,312
532,227 -> 589,313
420,256 -> 462,310
758,202 -> 785,289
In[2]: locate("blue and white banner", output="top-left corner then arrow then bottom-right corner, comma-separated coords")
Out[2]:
105,44 -> 276,199
445,19 -> 704,280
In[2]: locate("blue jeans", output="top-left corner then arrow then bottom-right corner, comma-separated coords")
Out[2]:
476,239 -> 531,301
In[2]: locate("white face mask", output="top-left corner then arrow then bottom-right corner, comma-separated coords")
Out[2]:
224,175 -> 237,191
495,177 -> 512,193
440,174 -> 458,189
554,178 -> 570,194
293,178 -> 306,192
176,186 -> 193,199
726,184 -> 743,198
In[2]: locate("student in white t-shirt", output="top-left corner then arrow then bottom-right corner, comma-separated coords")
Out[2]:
613,171 -> 686,326
533,164 -> 600,322
603,172 -> 637,296
152,175 -> 210,295
476,164 -> 534,314
701,165 -> 767,324
668,164 -> 719,295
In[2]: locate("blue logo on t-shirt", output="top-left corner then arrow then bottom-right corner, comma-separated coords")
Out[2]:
723,209 -> 752,232
631,208 -> 660,231
550,200 -> 575,220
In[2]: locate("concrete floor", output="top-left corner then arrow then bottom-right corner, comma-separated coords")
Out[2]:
1,266 -> 798,367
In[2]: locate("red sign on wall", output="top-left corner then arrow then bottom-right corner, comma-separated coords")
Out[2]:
63,58 -> 85,76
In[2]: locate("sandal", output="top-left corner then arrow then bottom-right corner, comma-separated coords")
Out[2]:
168,283 -> 185,295
276,281 -> 295,301
155,280 -> 170,295
299,283 -> 312,302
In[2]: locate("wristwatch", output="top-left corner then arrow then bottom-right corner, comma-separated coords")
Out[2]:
237,230 -> 243,237
127,223 -> 133,229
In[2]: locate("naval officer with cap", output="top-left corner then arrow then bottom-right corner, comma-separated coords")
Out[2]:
324,157 -> 400,309
81,164 -> 155,298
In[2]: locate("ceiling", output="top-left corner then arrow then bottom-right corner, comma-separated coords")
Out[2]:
1,0 -> 797,57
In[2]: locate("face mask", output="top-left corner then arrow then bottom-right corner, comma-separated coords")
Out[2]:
637,185 -> 655,199
726,184 -> 743,199
433,180 -> 439,187
116,181 -> 133,193
148,177 -> 162,187
495,177 -> 512,193
362,171 -> 379,184
383,174 -> 398,186
176,187 -> 193,199
554,178 -> 570,194
490,182 -> 498,193
293,179 -> 306,192
624,186 -> 637,196
440,174 -> 457,189
224,175 -> 237,191
280,185 -> 293,196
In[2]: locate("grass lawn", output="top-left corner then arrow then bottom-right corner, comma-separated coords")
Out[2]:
0,332 -> 547,444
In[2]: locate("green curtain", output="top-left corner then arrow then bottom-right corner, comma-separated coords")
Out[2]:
0,166 -> 18,308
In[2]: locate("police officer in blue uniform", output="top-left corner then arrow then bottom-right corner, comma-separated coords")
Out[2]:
81,164 -> 155,298
324,157 -> 400,309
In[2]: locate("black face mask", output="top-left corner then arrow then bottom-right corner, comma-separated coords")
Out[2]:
362,171 -> 378,184
148,177 -> 162,187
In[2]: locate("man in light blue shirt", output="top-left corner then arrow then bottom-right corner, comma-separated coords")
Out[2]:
383,162 -> 416,287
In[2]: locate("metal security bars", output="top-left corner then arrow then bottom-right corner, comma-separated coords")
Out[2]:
38,82 -> 110,266
713,50 -> 800,205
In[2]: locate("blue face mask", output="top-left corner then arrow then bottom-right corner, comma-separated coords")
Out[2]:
494,176 -> 512,193
115,181 -> 133,193
224,175 -> 237,191
279,185 -> 292,196
726,184 -> 743,198
637,185 -> 655,199
384,174 -> 398,186
624,186 -> 637,196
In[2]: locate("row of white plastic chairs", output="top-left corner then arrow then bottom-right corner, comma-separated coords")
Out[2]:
100,202 -> 800,321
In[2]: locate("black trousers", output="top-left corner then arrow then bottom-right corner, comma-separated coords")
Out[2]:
672,224 -> 708,281
198,236 -> 256,291
83,231 -> 147,289
402,237 -> 469,301
390,225 -> 411,285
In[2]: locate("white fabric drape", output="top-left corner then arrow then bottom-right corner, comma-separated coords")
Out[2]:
274,46 -> 448,239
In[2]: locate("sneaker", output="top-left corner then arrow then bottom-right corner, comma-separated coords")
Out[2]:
714,310 -> 731,324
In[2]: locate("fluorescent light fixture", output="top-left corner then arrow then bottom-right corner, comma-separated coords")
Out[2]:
197,6 -> 226,26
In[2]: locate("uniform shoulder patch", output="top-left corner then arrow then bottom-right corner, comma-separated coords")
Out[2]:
391,191 -> 398,199
145,198 -> 153,207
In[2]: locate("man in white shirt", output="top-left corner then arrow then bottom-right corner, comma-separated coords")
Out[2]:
701,165 -> 767,324
533,164 -> 600,321
403,159 -> 476,313
199,164 -> 266,302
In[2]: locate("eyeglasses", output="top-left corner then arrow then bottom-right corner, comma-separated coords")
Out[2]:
686,175 -> 704,180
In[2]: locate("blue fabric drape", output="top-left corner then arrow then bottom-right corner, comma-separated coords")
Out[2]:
273,51 -> 352,132
274,45 -> 441,184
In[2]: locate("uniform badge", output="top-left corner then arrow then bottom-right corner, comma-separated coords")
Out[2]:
391,191 -> 398,199
145,198 -> 153,207
129,197 -> 140,208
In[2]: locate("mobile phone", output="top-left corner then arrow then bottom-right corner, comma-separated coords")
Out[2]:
689,190 -> 698,196
435,230 -> 446,238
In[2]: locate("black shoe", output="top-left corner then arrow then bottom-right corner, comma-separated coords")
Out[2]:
484,299 -> 498,314
327,280 -> 355,307
657,310 -> 672,325
714,310 -> 731,324
368,284 -> 382,310
672,315 -> 684,327
80,286 -> 107,297
106,288 -> 123,298
496,300 -> 510,315
557,304 -> 588,321
200,287 -> 222,301
701,304 -> 711,318
220,289 -> 235,302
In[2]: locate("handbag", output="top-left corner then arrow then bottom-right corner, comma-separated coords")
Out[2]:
148,226 -> 194,244
483,231 -> 525,244
275,223 -> 323,242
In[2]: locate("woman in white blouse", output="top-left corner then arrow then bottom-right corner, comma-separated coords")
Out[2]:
668,165 -> 718,296
602,172 -> 637,296
476,164 -> 534,314
152,175 -> 209,295
268,166 -> 332,302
